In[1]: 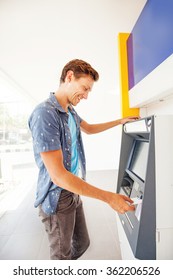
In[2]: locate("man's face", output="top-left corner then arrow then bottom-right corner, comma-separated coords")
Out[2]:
67,74 -> 94,106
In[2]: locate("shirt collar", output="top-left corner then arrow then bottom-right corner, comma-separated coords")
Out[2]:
49,92 -> 75,115
49,92 -> 66,113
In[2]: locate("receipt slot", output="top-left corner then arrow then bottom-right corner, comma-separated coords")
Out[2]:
116,115 -> 173,260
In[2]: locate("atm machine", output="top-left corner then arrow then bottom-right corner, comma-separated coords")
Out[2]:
116,115 -> 173,260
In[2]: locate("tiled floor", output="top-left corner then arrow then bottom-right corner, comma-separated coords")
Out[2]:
0,169 -> 122,260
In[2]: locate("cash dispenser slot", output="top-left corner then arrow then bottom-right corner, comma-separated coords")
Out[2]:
121,176 -> 133,197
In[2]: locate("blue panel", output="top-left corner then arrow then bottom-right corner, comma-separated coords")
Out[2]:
127,0 -> 173,90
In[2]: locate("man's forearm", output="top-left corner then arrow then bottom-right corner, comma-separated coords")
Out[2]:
52,169 -> 135,214
81,116 -> 139,134
53,168 -> 110,203
81,119 -> 121,134
40,147 -> 136,214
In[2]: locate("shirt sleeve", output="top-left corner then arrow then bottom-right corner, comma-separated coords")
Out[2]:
29,106 -> 61,153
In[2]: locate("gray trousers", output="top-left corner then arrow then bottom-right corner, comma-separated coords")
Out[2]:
38,190 -> 90,260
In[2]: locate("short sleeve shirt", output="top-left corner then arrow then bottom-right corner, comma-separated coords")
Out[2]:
28,93 -> 86,215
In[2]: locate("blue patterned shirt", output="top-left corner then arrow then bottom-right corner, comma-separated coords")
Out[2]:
28,93 -> 86,215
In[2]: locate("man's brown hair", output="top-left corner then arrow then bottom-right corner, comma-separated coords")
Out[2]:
60,59 -> 99,83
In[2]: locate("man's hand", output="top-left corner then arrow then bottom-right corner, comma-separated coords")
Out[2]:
119,116 -> 140,125
108,192 -> 135,214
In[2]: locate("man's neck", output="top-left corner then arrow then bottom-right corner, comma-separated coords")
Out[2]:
54,89 -> 69,112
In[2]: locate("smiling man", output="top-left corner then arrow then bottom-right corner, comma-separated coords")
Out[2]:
28,59 -> 137,260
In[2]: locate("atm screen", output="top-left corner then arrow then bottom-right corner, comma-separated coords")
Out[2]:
128,140 -> 149,181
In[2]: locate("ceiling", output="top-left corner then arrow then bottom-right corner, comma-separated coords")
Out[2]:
0,0 -> 147,104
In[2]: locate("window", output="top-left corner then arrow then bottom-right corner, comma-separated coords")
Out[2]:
0,71 -> 37,217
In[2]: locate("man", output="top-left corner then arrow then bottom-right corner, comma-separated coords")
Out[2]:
28,59 -> 137,260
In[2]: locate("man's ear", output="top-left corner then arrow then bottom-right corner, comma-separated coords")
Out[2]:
65,70 -> 74,83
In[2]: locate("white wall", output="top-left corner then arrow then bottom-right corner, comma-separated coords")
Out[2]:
140,95 -> 173,117
0,0 -> 147,171
136,56 -> 173,117
77,92 -> 122,170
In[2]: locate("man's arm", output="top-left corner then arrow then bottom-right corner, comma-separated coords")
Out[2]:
40,149 -> 135,214
80,116 -> 139,134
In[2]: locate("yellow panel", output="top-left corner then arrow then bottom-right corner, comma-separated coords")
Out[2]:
118,33 -> 139,118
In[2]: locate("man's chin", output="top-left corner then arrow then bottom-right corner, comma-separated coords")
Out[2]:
70,101 -> 78,107
73,100 -> 80,106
